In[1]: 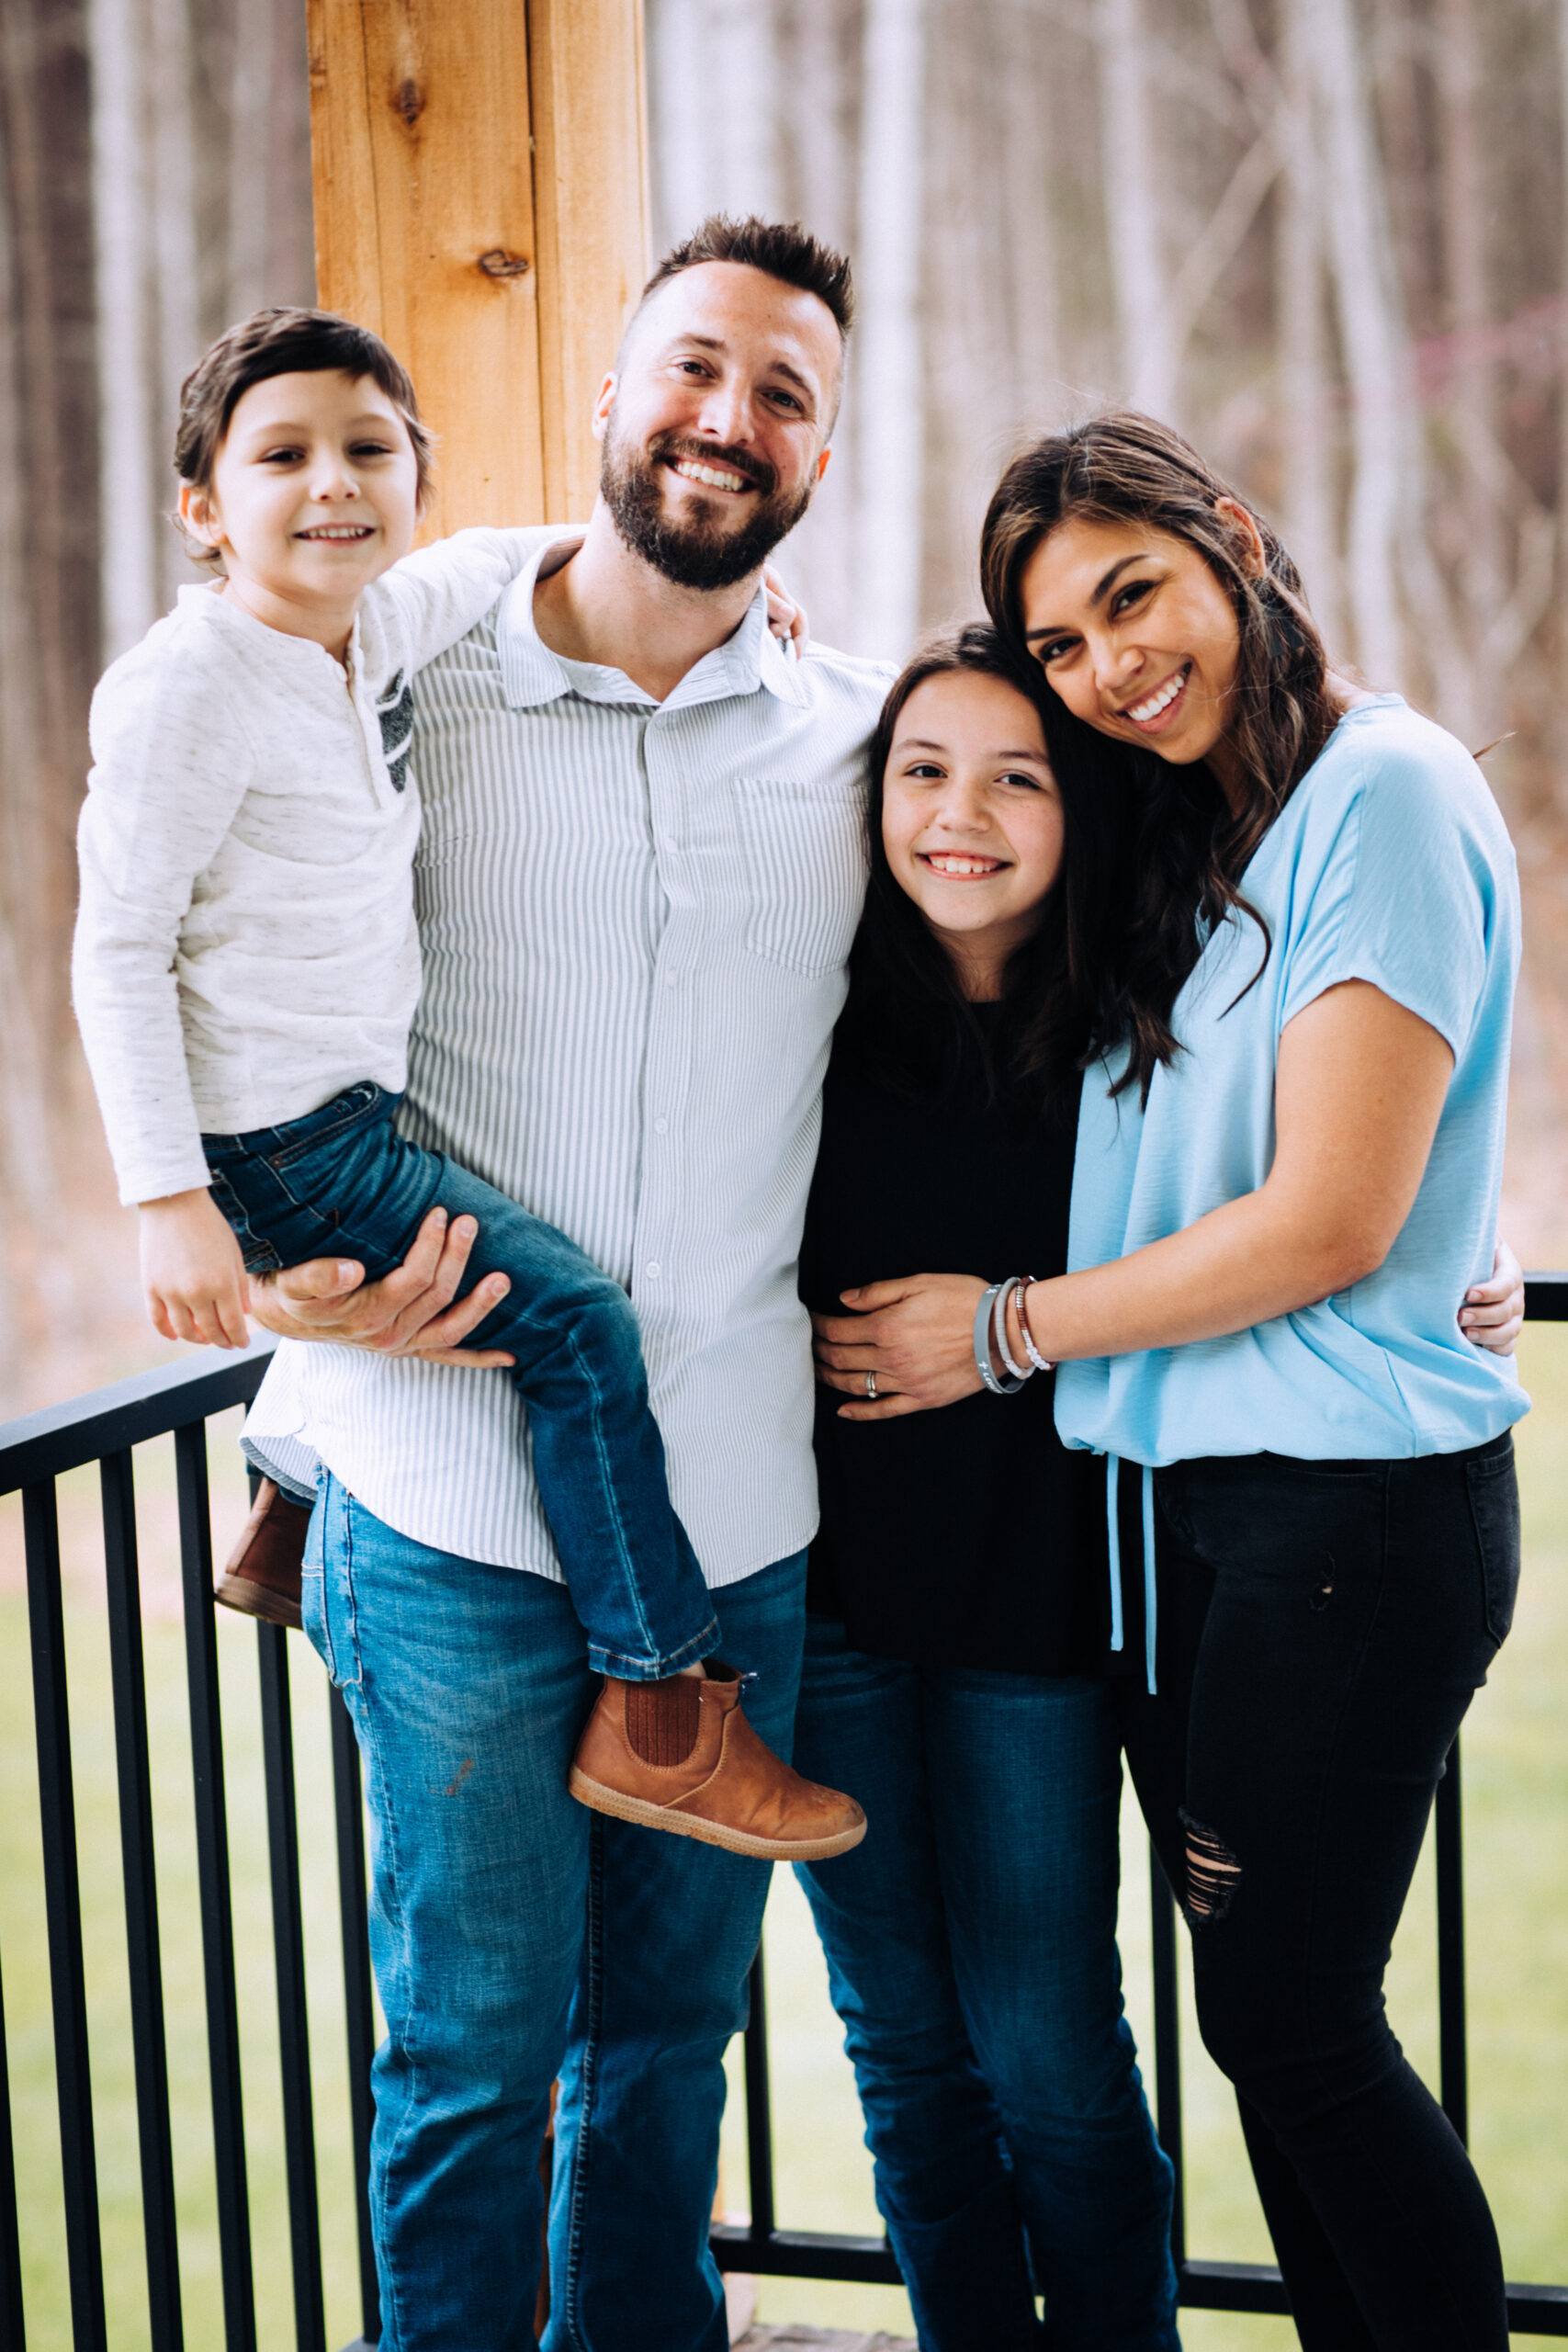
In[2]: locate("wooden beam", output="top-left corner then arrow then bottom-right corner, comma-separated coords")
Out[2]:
527,0 -> 651,523
305,0 -> 649,534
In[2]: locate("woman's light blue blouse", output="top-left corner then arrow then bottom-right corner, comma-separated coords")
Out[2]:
1056,695 -> 1528,1467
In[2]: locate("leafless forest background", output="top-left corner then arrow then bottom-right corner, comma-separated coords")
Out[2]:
1,0 -> 1565,1416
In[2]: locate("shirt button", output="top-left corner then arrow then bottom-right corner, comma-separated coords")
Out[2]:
646,1261 -> 661,1280
665,973 -> 679,989
654,1117 -> 669,1135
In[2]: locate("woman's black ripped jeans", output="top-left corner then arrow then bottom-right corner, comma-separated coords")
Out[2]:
1117,1435 -> 1519,2352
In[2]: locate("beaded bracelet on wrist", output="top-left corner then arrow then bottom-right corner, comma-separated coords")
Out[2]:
1016,1276 -> 1055,1374
992,1275 -> 1033,1385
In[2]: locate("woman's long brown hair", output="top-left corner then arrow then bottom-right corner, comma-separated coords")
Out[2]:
980,411 -> 1344,1099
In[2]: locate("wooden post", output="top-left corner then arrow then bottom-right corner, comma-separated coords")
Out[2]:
304,0 -> 649,535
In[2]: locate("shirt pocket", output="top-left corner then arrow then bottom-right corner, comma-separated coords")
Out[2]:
730,774 -> 868,978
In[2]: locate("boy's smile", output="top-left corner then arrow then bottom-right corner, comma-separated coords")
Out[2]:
179,368 -> 423,659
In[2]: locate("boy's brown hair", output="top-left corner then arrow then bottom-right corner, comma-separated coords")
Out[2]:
174,306 -> 435,567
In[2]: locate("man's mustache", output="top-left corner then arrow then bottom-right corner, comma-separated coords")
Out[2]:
649,433 -> 776,498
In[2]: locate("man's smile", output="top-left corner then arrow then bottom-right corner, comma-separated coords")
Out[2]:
669,456 -> 754,494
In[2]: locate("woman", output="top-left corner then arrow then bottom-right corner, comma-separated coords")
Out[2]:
795,623 -> 1180,2351
812,413 -> 1526,2350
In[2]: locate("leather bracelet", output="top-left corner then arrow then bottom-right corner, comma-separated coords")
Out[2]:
974,1281 -> 1028,1396
1016,1276 -> 1055,1374
992,1276 -> 1033,1385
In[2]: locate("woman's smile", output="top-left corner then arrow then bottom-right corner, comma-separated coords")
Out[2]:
1120,661 -> 1191,730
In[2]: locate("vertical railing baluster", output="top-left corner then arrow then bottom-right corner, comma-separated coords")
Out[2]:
1148,1840 -> 1187,2270
1435,1735 -> 1468,2145
742,1946 -> 775,2250
22,1478 -> 108,2352
0,1937 -> 28,2348
257,1625 -> 326,2352
100,1449 -> 185,2351
329,1687 -> 380,2344
175,1423 -> 257,2352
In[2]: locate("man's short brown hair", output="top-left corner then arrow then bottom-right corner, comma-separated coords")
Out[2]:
174,307 -> 434,566
637,216 -> 854,341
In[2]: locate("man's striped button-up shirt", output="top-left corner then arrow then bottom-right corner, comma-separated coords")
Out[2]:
243,533 -> 892,1587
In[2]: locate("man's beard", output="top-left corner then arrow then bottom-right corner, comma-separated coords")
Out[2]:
600,423 -> 813,591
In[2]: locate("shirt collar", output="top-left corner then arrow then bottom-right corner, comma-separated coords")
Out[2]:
179,580 -> 361,678
496,531 -> 811,713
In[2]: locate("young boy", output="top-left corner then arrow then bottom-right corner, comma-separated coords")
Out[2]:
72,305 -> 864,1863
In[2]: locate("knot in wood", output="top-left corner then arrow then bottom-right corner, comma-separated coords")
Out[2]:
478,248 -> 532,279
394,76 -> 424,126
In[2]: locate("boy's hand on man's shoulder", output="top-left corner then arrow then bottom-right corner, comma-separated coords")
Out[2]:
247,1205 -> 518,1367
763,567 -> 809,653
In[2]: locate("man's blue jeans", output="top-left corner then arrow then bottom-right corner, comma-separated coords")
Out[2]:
208,1080 -> 716,1678
793,1619 -> 1179,2351
303,1471 -> 807,2352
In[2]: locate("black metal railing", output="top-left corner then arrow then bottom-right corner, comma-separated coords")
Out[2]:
4,1295 -> 1568,2347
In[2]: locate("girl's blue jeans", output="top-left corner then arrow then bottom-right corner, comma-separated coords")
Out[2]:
204,1080 -> 716,1678
793,1618 -> 1179,2351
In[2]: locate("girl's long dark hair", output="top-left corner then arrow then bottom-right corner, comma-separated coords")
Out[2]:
843,624 -> 1132,1128
980,411 -> 1343,1099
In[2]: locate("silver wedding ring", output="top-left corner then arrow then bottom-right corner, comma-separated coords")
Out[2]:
864,1369 -> 877,1399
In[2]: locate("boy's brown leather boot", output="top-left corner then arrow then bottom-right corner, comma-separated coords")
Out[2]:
570,1664 -> 866,1860
214,1479 -> 310,1629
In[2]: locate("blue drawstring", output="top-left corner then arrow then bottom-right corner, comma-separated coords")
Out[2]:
1141,1464 -> 1158,1697
1105,1454 -> 1125,1656
1104,1453 -> 1159,1696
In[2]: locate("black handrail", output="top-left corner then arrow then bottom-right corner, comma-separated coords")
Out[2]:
3,1301 -> 1567,2345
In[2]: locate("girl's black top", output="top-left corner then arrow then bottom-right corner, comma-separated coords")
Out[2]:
799,1004 -> 1111,1677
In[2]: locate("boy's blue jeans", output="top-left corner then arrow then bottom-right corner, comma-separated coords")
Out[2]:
793,1619 -> 1179,2351
304,1472 -> 808,2352
204,1080 -> 716,1678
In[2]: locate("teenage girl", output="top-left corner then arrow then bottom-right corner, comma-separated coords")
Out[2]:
795,625 -> 1179,2349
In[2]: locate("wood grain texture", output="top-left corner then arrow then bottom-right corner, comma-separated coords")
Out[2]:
305,0 -> 649,531
528,0 -> 651,518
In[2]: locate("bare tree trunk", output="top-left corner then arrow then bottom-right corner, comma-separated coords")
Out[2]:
1558,0 -> 1568,727
998,0 -> 1058,426
773,0 -> 859,651
1276,0 -> 1339,650
1304,0 -> 1408,689
0,0 -> 98,1015
90,0 -> 159,658
854,0 -> 925,659
707,0 -> 781,220
648,0 -> 709,248
0,0 -> 99,1372
1097,0 -> 1168,413
1437,0 -> 1504,648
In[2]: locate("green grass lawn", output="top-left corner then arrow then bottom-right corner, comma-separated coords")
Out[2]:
3,1334 -> 1566,2348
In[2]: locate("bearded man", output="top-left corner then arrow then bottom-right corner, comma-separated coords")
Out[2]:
242,218 -> 889,2352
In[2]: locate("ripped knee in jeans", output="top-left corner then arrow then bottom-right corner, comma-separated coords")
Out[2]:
1179,1807 -> 1241,1924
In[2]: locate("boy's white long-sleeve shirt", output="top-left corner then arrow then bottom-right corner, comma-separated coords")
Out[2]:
73,528 -> 545,1204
